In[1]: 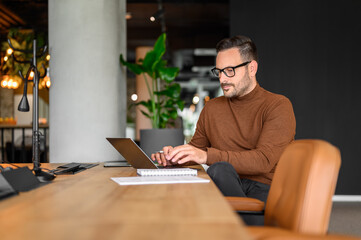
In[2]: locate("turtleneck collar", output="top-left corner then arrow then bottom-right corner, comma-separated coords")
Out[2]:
229,82 -> 260,103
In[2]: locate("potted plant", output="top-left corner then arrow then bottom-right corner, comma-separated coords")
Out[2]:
120,33 -> 185,156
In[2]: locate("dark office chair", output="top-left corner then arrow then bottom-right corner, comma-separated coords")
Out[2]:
225,139 -> 341,239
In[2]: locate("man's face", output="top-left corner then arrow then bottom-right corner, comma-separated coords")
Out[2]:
215,47 -> 253,98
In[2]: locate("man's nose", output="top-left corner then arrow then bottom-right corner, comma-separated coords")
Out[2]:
219,71 -> 227,83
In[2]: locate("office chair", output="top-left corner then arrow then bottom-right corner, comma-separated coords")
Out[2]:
225,139 -> 341,239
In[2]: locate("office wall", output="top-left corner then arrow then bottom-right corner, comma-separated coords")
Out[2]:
230,0 -> 361,194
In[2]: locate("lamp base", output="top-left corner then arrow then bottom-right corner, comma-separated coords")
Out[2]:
34,168 -> 56,182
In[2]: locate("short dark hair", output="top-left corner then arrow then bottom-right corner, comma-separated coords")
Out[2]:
216,35 -> 258,62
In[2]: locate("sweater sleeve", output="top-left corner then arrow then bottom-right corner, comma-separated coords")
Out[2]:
188,106 -> 210,151
206,97 -> 296,175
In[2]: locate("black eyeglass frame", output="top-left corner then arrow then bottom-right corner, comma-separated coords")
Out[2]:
211,61 -> 251,78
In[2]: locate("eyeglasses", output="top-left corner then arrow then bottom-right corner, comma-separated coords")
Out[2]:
211,61 -> 251,78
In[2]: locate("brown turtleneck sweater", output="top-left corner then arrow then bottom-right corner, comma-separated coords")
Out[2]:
189,83 -> 296,185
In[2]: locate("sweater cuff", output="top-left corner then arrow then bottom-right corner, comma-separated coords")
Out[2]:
206,147 -> 219,165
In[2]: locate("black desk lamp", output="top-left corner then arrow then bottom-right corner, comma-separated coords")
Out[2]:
17,69 -> 30,112
8,38 -> 55,181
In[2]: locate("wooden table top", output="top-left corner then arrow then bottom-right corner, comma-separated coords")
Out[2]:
0,163 -> 251,240
0,124 -> 49,129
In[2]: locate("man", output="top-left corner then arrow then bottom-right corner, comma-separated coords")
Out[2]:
151,35 -> 296,225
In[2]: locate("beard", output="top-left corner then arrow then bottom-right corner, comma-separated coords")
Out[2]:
221,75 -> 253,98
221,83 -> 236,98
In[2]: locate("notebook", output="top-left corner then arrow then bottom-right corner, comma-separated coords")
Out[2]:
111,176 -> 210,185
137,168 -> 197,176
106,138 -> 159,169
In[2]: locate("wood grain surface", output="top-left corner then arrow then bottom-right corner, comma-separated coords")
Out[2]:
0,163 -> 251,240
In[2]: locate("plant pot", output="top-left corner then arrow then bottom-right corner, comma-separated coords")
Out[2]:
140,128 -> 184,157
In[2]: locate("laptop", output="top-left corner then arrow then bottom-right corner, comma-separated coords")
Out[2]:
106,138 -> 159,169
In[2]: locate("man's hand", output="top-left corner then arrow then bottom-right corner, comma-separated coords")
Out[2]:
167,144 -> 207,165
151,144 -> 207,166
151,146 -> 175,167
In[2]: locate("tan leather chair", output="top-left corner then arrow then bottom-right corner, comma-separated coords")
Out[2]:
226,139 -> 341,238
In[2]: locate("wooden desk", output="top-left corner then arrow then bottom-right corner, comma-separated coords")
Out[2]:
0,164 -> 251,240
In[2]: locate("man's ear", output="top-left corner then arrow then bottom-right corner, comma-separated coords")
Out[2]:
248,60 -> 258,77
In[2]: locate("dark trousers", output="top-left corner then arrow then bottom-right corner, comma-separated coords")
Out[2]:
207,162 -> 270,226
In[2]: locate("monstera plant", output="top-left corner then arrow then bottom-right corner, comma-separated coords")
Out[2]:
120,33 -> 184,129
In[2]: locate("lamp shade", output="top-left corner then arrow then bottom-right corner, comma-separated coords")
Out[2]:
18,95 -> 30,112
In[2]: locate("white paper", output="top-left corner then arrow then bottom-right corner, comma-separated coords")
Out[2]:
111,176 -> 210,185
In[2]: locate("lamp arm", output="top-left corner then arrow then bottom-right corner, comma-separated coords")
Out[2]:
8,39 -> 47,63
36,45 -> 48,58
18,70 -> 29,94
10,53 -> 31,64
38,63 -> 47,78
7,39 -> 33,53
8,39 -> 47,54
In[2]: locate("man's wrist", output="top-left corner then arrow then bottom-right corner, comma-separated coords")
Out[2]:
204,147 -> 209,164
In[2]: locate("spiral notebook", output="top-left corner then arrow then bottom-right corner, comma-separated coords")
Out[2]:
137,168 -> 197,177
111,176 -> 209,185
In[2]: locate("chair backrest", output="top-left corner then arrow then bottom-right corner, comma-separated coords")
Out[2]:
264,139 -> 341,235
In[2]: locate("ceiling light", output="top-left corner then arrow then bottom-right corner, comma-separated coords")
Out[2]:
126,12 -> 132,20
192,95 -> 200,104
6,48 -> 13,55
150,9 -> 164,22
131,94 -> 138,101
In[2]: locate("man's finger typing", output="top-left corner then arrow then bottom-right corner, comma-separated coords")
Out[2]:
166,144 -> 207,165
151,146 -> 175,166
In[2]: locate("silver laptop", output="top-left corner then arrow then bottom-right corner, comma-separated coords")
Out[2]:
106,138 -> 159,169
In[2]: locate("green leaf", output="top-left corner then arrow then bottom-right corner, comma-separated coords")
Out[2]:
142,34 -> 166,75
136,100 -> 153,114
153,33 -> 166,61
164,99 -> 175,108
159,121 -> 167,129
120,54 -> 144,75
157,59 -> 167,68
169,110 -> 178,119
155,83 -> 181,99
154,89 -> 168,97
160,113 -> 170,122
176,100 -> 185,110
142,50 -> 157,75
135,100 -> 149,107
157,66 -> 179,83
140,110 -> 151,119
167,83 -> 181,98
